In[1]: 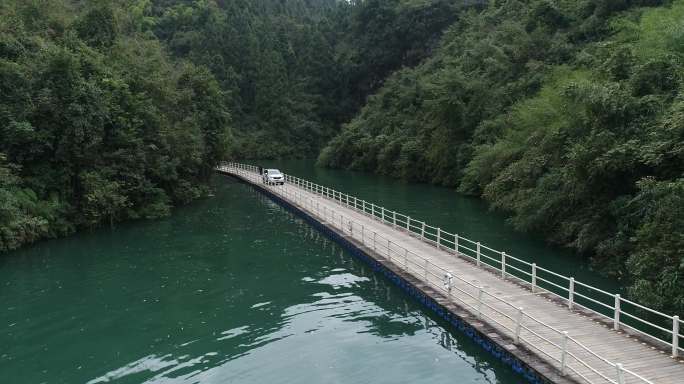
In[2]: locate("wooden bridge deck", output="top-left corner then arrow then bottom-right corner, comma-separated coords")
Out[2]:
221,167 -> 684,384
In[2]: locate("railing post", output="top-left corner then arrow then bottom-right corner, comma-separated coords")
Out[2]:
454,234 -> 459,254
673,315 -> 680,357
421,222 -> 425,240
531,263 -> 537,293
568,277 -> 575,310
381,207 -> 385,222
501,252 -> 506,278
406,216 -> 411,231
393,211 -> 396,228
614,294 -> 621,330
616,363 -> 625,384
371,204 -> 375,218
477,287 -> 484,319
476,242 -> 481,266
515,307 -> 523,344
560,331 -> 568,376
437,228 -> 441,249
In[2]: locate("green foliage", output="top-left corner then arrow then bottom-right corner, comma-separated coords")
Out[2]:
0,154 -> 52,251
81,171 -> 130,227
320,0 -> 576,184
76,5 -> 118,48
2,0 -> 682,314
145,0 -> 469,159
0,0 -> 231,249
149,0 -> 340,158
622,178 -> 684,311
460,2 -> 684,313
320,0 -> 683,313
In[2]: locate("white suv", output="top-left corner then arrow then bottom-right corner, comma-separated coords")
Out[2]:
262,169 -> 285,185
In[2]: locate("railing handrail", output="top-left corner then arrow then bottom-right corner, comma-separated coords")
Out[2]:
220,162 -> 680,383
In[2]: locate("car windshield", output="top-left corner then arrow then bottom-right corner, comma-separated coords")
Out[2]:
267,169 -> 281,175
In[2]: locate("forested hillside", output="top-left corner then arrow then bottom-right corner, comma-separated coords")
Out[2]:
149,0 -> 340,158
2,0 -> 682,312
320,0 -> 684,312
147,0 -> 470,157
0,1 -> 232,251
0,0 -> 467,251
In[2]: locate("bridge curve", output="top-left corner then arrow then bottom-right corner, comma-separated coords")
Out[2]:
219,162 -> 683,384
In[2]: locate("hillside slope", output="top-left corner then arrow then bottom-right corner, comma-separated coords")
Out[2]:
319,0 -> 684,313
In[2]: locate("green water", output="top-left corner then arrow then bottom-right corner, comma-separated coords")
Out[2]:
1,176 -> 522,384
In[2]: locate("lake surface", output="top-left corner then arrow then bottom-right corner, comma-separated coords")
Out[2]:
1,174 -> 524,384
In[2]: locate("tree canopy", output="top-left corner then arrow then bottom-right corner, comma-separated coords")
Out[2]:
0,1 -> 231,250
319,0 -> 684,313
1,0 -> 682,313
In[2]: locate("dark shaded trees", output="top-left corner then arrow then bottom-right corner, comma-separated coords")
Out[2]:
0,1 -> 231,250
319,0 -> 683,313
2,0 -> 681,314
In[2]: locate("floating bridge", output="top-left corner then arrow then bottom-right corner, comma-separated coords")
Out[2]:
218,162 -> 684,384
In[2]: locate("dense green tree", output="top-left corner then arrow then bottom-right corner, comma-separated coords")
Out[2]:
0,0 -> 231,249
320,0 -> 682,313
2,0 -> 682,315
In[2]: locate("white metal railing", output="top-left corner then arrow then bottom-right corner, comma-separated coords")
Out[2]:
220,162 -> 680,384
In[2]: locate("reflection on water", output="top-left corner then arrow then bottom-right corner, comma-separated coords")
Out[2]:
1,177 -> 517,384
